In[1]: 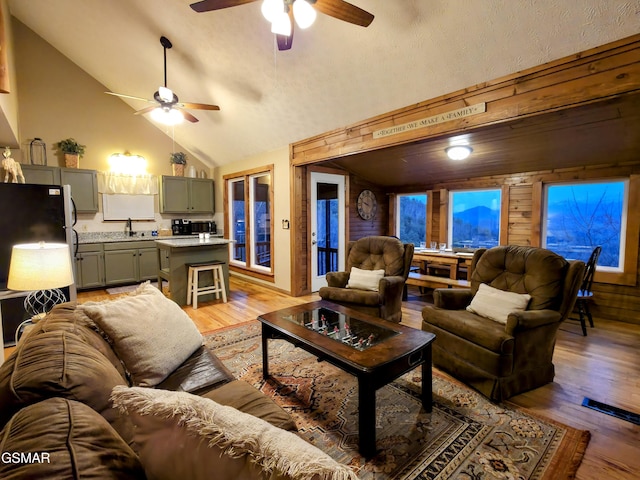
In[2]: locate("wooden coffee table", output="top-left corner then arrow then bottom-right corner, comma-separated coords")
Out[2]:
258,300 -> 436,458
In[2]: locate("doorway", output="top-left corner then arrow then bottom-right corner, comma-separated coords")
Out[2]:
310,172 -> 346,291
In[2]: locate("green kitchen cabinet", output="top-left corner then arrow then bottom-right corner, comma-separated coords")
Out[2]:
20,165 -> 61,185
61,168 -> 99,213
20,165 -> 98,213
159,176 -> 214,213
75,244 -> 104,289
138,247 -> 159,281
104,241 -> 159,285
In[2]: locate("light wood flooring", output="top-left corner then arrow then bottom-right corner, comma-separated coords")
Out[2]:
4,279 -> 639,479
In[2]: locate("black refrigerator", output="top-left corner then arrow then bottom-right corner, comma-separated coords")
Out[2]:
0,183 -> 77,347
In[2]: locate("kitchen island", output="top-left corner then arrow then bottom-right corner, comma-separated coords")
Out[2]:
155,237 -> 232,306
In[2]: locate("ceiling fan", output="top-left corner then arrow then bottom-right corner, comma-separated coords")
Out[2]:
190,0 -> 374,51
105,36 -> 220,124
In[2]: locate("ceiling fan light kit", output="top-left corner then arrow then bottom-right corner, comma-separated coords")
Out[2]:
151,107 -> 184,126
292,0 -> 317,29
271,9 -> 292,35
261,0 -> 283,22
190,0 -> 373,51
105,36 -> 220,124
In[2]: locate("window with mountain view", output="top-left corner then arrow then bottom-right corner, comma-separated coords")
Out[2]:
543,180 -> 626,268
396,194 -> 426,246
449,189 -> 501,249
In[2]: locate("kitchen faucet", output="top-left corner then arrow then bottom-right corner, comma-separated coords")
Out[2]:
125,217 -> 134,237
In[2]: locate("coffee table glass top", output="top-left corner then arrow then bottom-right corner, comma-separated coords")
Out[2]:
281,306 -> 400,351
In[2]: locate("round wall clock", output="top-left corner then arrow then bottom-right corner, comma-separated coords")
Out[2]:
357,189 -> 377,220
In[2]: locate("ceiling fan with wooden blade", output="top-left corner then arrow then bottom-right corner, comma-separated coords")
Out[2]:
105,36 -> 220,124
190,0 -> 374,51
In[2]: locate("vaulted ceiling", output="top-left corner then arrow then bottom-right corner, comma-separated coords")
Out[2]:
8,0 -> 640,180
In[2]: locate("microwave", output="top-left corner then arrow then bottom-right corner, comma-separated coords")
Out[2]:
191,221 -> 216,234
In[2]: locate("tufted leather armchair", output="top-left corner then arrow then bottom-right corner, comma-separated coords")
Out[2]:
421,245 -> 585,401
318,236 -> 414,323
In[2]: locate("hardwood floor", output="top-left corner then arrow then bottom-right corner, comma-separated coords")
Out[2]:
3,280 -> 639,479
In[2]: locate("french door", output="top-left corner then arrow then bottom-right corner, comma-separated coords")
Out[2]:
310,172 -> 346,291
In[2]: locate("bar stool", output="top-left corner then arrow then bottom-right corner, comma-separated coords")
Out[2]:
186,260 -> 227,309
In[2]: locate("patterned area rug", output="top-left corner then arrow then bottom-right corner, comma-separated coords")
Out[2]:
204,321 -> 589,480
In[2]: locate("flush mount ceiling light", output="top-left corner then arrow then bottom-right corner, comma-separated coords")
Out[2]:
446,145 -> 473,161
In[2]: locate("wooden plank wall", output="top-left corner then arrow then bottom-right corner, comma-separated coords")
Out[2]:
349,174 -> 388,241
290,35 -> 640,167
296,161 -> 640,326
424,163 -> 640,325
508,184 -> 534,246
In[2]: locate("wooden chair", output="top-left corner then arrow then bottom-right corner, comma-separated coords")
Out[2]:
572,246 -> 602,336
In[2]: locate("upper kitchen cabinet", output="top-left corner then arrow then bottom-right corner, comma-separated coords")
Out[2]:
20,164 -> 61,185
20,165 -> 98,213
61,168 -> 99,213
159,176 -> 214,214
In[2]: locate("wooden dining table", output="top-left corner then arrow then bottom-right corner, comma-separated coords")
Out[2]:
412,250 -> 475,280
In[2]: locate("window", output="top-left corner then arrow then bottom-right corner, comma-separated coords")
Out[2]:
543,180 -> 626,269
225,166 -> 273,275
449,189 -> 501,249
396,193 -> 427,245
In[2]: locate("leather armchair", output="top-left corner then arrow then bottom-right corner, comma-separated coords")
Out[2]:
421,245 -> 585,401
319,236 -> 414,323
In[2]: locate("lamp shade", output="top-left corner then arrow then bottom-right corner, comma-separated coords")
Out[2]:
8,242 -> 74,291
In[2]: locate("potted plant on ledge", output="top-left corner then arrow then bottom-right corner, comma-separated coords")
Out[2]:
55,138 -> 86,168
170,151 -> 187,176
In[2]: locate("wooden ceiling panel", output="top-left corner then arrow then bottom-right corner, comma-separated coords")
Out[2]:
326,94 -> 640,189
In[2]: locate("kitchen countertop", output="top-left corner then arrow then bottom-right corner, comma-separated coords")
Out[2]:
154,237 -> 232,247
77,232 -> 223,244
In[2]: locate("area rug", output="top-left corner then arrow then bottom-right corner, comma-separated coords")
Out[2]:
204,321 -> 590,480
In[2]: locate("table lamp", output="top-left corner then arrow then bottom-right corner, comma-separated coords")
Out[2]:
7,241 -> 75,322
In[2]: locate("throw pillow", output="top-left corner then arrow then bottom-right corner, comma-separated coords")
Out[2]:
0,398 -> 144,479
346,267 -> 385,291
467,283 -> 532,324
111,386 -> 358,480
79,282 -> 203,387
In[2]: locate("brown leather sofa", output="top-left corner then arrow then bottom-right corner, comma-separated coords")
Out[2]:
318,236 -> 414,323
0,302 -> 297,479
421,245 -> 585,402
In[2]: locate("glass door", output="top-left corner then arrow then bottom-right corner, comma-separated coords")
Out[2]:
310,172 -> 346,291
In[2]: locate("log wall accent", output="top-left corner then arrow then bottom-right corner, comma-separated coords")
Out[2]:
426,162 -> 640,325
291,34 -> 640,167
289,34 -> 640,326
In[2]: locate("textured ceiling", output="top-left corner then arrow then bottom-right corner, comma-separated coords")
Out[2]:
8,0 -> 640,168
